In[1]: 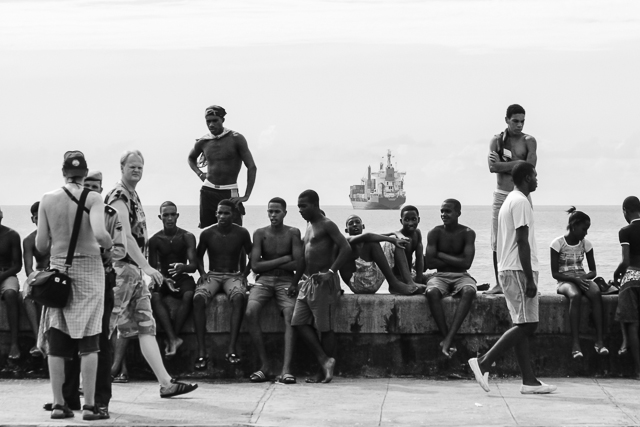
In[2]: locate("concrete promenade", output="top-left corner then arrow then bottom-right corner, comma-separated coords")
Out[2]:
1,377 -> 639,426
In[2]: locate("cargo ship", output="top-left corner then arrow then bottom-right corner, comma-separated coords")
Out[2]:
349,150 -> 406,210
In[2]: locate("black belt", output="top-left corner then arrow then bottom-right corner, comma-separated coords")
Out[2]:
209,269 -> 240,274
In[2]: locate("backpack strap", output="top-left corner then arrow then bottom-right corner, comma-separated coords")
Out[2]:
64,187 -> 90,269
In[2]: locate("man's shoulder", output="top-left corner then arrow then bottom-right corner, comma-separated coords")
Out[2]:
23,230 -> 37,244
177,227 -> 195,239
149,230 -> 164,241
457,224 -> 475,236
0,226 -> 20,240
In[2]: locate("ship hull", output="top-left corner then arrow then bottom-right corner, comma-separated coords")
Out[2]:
350,197 -> 406,210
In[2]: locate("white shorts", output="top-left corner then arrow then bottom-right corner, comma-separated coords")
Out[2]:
499,270 -> 539,324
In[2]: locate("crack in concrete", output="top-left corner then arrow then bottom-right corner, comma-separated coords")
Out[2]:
250,383 -> 276,425
594,378 -> 639,425
378,377 -> 391,426
495,383 -> 519,426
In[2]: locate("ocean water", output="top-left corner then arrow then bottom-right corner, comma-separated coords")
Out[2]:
1,204 -> 626,294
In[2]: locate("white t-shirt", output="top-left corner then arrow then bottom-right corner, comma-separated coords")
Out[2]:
497,190 -> 538,272
550,236 -> 593,273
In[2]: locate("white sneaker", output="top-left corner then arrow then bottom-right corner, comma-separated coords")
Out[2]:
468,358 -> 490,392
520,382 -> 557,394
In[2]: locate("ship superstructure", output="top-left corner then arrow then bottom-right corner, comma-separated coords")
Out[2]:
349,150 -> 406,210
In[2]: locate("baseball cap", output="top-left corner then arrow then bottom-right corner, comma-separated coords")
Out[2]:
85,170 -> 103,182
62,151 -> 88,177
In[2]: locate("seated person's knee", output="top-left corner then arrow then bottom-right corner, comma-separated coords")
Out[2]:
3,289 -> 18,302
230,293 -> 245,307
425,287 -> 442,299
182,291 -> 194,303
461,286 -> 477,298
282,308 -> 294,324
193,294 -> 206,308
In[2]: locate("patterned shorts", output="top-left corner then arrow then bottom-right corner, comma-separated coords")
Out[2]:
110,261 -> 156,338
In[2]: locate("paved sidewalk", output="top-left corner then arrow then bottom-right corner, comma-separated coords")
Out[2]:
1,377 -> 639,426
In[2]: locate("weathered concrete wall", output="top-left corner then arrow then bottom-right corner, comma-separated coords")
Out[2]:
0,293 -> 632,378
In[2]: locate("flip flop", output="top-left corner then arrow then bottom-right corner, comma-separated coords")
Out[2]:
225,353 -> 241,364
572,350 -> 584,359
194,357 -> 209,371
276,374 -> 297,385
619,346 -> 628,356
250,370 -> 269,383
160,379 -> 198,398
29,346 -> 43,357
305,377 -> 319,384
112,373 -> 129,383
594,344 -> 609,355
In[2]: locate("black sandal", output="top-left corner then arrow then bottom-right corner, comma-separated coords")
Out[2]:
82,405 -> 103,421
50,404 -> 74,419
160,378 -> 198,398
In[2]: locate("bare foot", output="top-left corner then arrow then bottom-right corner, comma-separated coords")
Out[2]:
8,344 -> 20,360
321,358 -> 336,383
165,338 -> 184,358
484,285 -> 503,295
440,341 -> 457,358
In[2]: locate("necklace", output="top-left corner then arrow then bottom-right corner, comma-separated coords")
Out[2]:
164,229 -> 179,244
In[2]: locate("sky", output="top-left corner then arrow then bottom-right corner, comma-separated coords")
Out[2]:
1,0 -> 639,207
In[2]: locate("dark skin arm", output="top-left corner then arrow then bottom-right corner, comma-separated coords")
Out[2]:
0,232 -> 22,283
187,139 -> 207,181
613,245 -> 630,287
436,230 -> 476,270
241,231 -> 253,277
148,236 -> 160,271
315,221 -> 352,285
23,237 -> 35,277
196,229 -> 209,278
424,229 -> 448,270
250,229 -> 292,273
347,233 -> 409,249
230,135 -> 257,206
169,233 -> 198,276
287,256 -> 306,297
516,226 -> 537,298
415,232 -> 425,277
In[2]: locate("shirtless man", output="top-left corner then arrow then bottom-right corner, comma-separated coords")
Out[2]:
389,205 -> 428,289
340,214 -> 415,294
193,199 -> 252,370
188,105 -> 257,227
487,104 -> 537,294
424,199 -> 477,358
0,206 -> 23,361
23,202 -> 49,355
149,202 -> 197,358
246,197 -> 302,384
288,190 -> 351,383
613,196 -> 640,378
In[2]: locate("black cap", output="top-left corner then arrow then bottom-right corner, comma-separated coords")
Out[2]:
62,151 -> 88,177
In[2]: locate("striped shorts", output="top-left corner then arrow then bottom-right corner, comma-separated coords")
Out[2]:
499,270 -> 539,324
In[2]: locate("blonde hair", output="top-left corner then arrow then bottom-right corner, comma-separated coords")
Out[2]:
120,150 -> 144,167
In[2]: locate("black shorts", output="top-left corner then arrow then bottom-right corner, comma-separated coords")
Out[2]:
616,285 -> 640,323
48,328 -> 100,359
154,275 -> 196,299
199,186 -> 245,228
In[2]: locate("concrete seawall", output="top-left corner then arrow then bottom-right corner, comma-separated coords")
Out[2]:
0,292 -> 631,378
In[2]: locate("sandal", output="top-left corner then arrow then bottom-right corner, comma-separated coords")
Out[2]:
594,344 -> 610,355
276,374 -> 297,385
82,404 -> 103,421
619,346 -> 628,356
250,370 -> 269,383
160,378 -> 198,398
112,373 -> 129,383
51,404 -> 74,419
225,353 -> 241,364
194,356 -> 209,371
572,350 -> 584,359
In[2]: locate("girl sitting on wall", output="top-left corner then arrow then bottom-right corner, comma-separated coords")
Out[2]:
550,207 -> 608,359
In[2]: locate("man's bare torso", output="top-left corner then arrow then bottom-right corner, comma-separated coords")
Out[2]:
202,225 -> 249,271
304,219 -> 337,275
25,230 -> 50,271
0,226 -> 19,269
432,224 -> 472,273
151,228 -> 192,275
199,134 -> 243,185
392,229 -> 420,272
257,225 -> 295,263
492,133 -> 533,191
